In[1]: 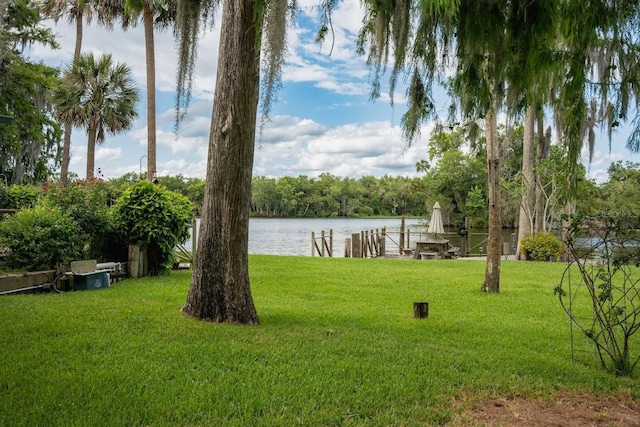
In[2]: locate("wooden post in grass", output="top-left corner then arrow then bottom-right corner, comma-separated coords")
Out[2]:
345,238 -> 352,257
129,245 -> 141,278
352,233 -> 361,258
413,302 -> 429,319
400,216 -> 405,254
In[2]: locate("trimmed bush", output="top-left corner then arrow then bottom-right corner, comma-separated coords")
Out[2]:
0,184 -> 8,208
520,232 -> 563,261
112,181 -> 193,275
40,179 -> 123,261
6,185 -> 39,209
0,206 -> 82,271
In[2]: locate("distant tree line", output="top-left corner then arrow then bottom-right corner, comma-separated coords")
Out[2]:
127,159 -> 637,233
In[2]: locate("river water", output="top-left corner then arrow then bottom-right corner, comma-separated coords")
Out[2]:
185,217 -> 515,257
186,217 -> 425,257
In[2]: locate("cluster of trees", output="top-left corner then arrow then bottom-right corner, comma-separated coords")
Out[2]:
2,156 -> 637,237
0,0 -> 61,184
252,174 -> 429,218
346,0 -> 640,295
40,0 -> 175,184
0,0 -> 174,186
593,161 -> 640,216
247,122 -> 540,225
160,159 -> 638,233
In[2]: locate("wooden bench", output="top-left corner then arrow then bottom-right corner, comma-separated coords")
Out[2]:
419,252 -> 439,260
445,246 -> 460,259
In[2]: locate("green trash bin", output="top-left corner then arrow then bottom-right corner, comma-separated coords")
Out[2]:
73,271 -> 110,291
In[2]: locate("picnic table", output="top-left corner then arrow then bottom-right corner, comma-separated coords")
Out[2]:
413,239 -> 459,260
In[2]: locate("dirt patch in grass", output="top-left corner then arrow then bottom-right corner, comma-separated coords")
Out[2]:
450,391 -> 640,426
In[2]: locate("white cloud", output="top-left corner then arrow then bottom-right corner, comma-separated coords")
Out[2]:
253,117 -> 428,179
260,115 -> 326,144
581,145 -> 628,183
95,147 -> 122,161
159,158 -> 207,178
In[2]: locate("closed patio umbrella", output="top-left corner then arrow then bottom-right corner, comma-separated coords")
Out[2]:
428,202 -> 445,239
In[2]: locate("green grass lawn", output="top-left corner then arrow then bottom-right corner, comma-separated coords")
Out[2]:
0,256 -> 637,426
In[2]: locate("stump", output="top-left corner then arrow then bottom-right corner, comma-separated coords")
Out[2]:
413,302 -> 429,319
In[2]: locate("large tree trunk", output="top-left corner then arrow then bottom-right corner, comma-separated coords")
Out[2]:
482,106 -> 501,293
86,126 -> 97,180
534,115 -> 549,232
60,13 -> 84,187
515,105 -> 536,260
143,2 -> 156,181
13,158 -> 24,184
183,0 -> 260,324
60,122 -> 73,186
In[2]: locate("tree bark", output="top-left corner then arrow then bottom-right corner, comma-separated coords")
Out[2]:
515,105 -> 536,260
60,12 -> 84,187
483,106 -> 501,293
143,2 -> 156,181
183,0 -> 260,324
534,116 -> 549,232
86,126 -> 97,180
60,123 -> 73,186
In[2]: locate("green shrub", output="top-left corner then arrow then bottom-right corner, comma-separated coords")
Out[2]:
6,185 -> 39,209
112,181 -> 193,275
0,206 -> 82,271
520,232 -> 563,261
0,184 -> 9,208
40,179 -> 123,261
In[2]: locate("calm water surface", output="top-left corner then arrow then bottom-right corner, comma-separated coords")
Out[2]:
188,217 -> 426,257
187,217 -> 515,257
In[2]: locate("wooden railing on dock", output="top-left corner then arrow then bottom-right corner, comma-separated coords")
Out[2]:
313,217 -> 514,259
345,228 -> 386,258
311,230 -> 333,257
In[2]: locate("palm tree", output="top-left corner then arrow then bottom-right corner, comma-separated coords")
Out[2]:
40,0 -> 95,186
40,0 -> 126,186
124,0 -> 175,181
53,53 -> 139,180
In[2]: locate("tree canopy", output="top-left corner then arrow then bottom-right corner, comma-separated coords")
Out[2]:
53,52 -> 139,180
0,0 -> 61,184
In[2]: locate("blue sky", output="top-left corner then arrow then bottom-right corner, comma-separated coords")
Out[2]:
29,0 -> 638,183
